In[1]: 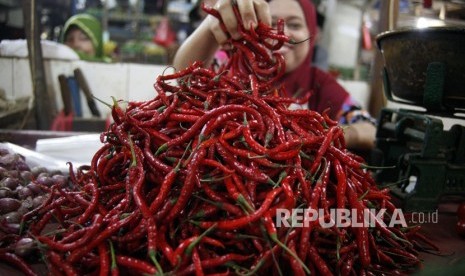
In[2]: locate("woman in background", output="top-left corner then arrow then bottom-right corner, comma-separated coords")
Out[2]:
174,0 -> 377,151
61,13 -> 111,62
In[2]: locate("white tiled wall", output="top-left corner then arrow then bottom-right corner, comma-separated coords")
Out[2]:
0,58 -> 13,98
0,57 -> 168,119
337,79 -> 370,110
325,2 -> 362,69
0,57 -> 368,119
126,63 -> 173,102
12,59 -> 33,100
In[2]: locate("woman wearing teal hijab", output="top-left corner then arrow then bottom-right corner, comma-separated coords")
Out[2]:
61,14 -> 109,62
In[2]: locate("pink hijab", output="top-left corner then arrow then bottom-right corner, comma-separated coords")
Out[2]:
280,0 -> 349,120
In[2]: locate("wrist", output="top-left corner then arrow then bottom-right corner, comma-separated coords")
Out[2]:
343,122 -> 376,151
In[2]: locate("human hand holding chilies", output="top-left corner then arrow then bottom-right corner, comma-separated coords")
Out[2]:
203,0 -> 271,45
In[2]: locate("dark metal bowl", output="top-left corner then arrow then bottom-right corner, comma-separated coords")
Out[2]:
376,26 -> 465,110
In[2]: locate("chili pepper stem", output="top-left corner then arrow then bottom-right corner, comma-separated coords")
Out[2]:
127,133 -> 137,167
155,143 -> 168,155
185,223 -> 217,256
237,194 -> 254,214
274,171 -> 287,188
109,240 -> 117,271
259,225 -> 284,276
199,175 -> 232,182
360,164 -> 397,170
358,189 -> 371,200
93,94 -> 112,109
379,178 -> 409,189
269,233 -> 310,274
148,249 -> 163,275
192,194 -> 224,209
156,105 -> 167,113
336,235 -> 342,260
289,36 -> 312,45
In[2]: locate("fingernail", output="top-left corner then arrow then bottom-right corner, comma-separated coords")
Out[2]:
231,32 -> 241,40
246,20 -> 256,30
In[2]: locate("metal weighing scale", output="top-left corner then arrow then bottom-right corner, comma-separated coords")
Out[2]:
374,26 -> 465,212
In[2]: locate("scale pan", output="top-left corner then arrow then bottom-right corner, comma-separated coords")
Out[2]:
376,26 -> 465,110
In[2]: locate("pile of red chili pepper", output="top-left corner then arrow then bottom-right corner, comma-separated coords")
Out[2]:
6,4 -> 437,276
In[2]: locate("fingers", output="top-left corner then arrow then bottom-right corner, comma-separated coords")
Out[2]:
253,0 -> 271,26
236,0 -> 271,31
217,0 -> 240,40
208,15 -> 229,45
208,0 -> 271,45
237,0 -> 257,31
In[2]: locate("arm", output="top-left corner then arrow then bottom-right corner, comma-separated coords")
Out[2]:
343,122 -> 377,151
173,0 -> 271,71
172,18 -> 219,70
311,69 -> 377,151
339,98 -> 377,151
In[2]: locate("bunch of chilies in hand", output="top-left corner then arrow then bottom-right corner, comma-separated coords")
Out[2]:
3,3 -> 438,276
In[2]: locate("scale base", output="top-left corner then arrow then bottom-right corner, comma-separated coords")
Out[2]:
374,108 -> 465,212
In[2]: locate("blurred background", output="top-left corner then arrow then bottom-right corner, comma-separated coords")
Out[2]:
1,0 -> 465,131
1,0 -> 465,71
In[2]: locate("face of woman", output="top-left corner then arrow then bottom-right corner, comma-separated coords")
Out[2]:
64,27 -> 96,57
269,0 -> 310,73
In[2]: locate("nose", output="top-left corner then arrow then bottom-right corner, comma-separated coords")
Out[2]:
68,41 -> 77,49
66,39 -> 74,48
66,37 -> 80,51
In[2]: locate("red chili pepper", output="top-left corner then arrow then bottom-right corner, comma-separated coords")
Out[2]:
67,212 -> 139,263
113,219 -> 146,243
340,252 -> 355,276
115,255 -> 157,275
309,126 -> 339,174
224,175 -> 241,202
192,248 -> 204,276
226,90 -> 285,142
38,214 -> 102,252
174,253 -> 252,275
378,246 -> 420,265
131,164 -> 151,219
76,180 -> 99,225
201,111 -> 246,138
164,146 -> 207,222
242,124 -> 267,154
156,104 -> 265,155
0,251 -> 37,276
91,142 -> 112,178
30,209 -> 55,235
347,183 -> 371,268
307,245 -> 334,276
293,153 -> 311,203
149,169 -> 179,214
265,175 -> 295,216
48,251 -> 79,276
15,1 -> 430,274
298,159 -> 331,262
333,158 -> 347,209
215,142 -> 272,184
199,187 -> 282,230
218,134 -> 277,168
97,243 -> 110,276
201,158 -> 234,175
407,230 -> 440,251
157,225 -> 177,267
